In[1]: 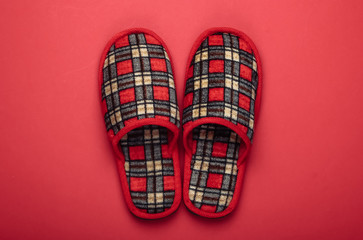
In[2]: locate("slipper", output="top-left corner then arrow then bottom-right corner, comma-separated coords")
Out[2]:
99,28 -> 181,219
182,28 -> 262,218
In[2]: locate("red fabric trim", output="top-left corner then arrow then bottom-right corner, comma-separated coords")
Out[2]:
181,27 -> 262,218
98,28 -> 181,219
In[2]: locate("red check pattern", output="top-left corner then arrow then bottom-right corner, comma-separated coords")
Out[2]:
189,124 -> 240,212
101,32 -> 180,214
183,32 -> 259,213
102,33 -> 179,133
119,125 -> 175,213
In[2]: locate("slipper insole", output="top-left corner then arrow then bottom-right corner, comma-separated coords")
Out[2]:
119,125 -> 175,214
188,124 -> 241,213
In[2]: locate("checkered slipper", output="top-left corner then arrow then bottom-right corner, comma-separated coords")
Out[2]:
99,28 -> 181,219
182,28 -> 262,218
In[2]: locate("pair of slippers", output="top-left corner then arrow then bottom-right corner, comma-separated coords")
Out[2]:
99,27 -> 262,219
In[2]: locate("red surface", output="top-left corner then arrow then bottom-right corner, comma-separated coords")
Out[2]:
1,0 -> 363,239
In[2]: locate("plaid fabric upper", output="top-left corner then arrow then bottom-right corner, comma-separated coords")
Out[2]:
182,32 -> 258,141
183,32 -> 258,213
102,32 -> 180,136
101,32 -> 179,213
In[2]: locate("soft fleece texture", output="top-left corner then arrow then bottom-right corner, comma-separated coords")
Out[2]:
182,28 -> 262,218
99,28 -> 181,219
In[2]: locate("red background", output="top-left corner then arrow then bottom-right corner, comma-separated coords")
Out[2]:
1,0 -> 363,239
